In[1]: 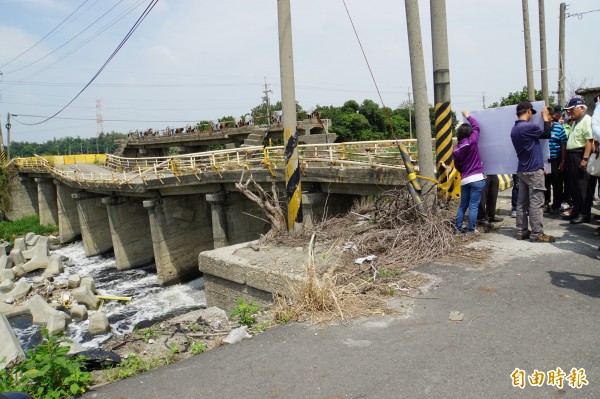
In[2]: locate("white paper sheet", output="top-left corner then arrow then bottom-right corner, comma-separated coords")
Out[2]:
465,101 -> 549,175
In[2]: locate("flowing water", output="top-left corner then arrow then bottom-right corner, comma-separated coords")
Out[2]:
10,241 -> 206,350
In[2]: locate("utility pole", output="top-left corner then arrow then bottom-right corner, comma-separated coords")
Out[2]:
405,0 -> 435,180
522,0 -> 536,100
0,115 -> 4,164
262,78 -> 272,124
430,0 -> 453,186
557,2 -> 566,105
277,0 -> 302,230
538,0 -> 549,104
482,92 -> 486,109
6,113 -> 12,161
408,91 -> 413,140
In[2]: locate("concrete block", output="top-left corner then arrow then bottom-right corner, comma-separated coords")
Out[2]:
22,237 -> 50,273
11,265 -> 26,279
70,304 -> 88,321
9,249 -> 25,266
68,274 -> 81,289
25,233 -> 41,247
13,238 -> 26,252
47,312 -> 67,335
42,255 -> 64,278
80,277 -> 96,294
0,279 -> 14,293
28,294 -> 59,325
88,312 -> 111,335
73,285 -> 100,310
0,243 -> 8,256
0,269 -> 14,283
0,314 -> 25,370
0,279 -> 31,301
0,255 -> 14,270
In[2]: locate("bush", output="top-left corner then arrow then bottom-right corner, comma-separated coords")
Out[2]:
0,215 -> 57,243
230,298 -> 262,327
0,329 -> 93,398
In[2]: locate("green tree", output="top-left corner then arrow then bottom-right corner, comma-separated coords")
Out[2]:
488,86 -> 555,108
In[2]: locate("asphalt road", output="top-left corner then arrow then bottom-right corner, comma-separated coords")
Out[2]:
85,194 -> 600,399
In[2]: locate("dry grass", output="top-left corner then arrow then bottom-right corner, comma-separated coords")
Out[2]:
266,187 -> 489,324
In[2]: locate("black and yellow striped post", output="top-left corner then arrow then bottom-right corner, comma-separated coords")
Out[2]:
284,128 -> 302,229
435,101 -> 454,185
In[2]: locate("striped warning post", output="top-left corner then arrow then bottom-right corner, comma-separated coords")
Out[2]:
434,102 -> 454,186
498,174 -> 513,191
0,150 -> 5,165
284,127 -> 302,229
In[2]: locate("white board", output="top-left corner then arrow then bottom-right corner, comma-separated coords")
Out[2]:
466,101 -> 548,175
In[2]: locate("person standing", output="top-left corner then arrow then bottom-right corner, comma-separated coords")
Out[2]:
510,101 -> 554,242
563,97 -> 594,224
476,175 -> 502,227
547,106 -> 568,214
453,110 -> 486,233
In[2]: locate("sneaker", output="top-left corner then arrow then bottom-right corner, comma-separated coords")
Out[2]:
511,210 -> 517,218
530,233 -> 555,243
489,216 -> 504,223
515,230 -> 531,240
560,202 -> 571,211
465,229 -> 480,234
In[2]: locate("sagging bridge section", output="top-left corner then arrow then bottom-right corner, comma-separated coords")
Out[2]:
7,140 -> 417,286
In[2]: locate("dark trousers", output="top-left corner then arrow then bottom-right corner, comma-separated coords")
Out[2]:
549,158 -> 564,209
544,173 -> 552,204
511,174 -> 519,211
566,150 -> 592,218
478,175 -> 499,221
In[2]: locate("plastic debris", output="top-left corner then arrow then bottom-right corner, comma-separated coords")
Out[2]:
223,326 -> 252,344
449,311 -> 464,322
355,255 -> 377,265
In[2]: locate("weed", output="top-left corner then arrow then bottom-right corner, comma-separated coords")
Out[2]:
230,297 -> 262,327
0,329 -> 92,398
187,323 -> 207,333
378,269 -> 404,278
275,310 -> 295,324
190,342 -> 206,355
0,215 -> 57,244
137,325 -> 161,343
251,321 -> 270,334
103,353 -> 174,382
168,342 -> 180,355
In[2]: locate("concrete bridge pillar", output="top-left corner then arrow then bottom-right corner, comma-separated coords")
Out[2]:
54,182 -> 80,244
301,193 -> 326,228
102,196 -> 153,270
6,175 -> 39,221
144,195 -> 213,285
34,178 -> 58,226
206,193 -> 229,249
72,192 -> 112,257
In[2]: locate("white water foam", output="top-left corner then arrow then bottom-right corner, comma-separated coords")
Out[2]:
13,241 -> 206,349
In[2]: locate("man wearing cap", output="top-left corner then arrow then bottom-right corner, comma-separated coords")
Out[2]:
564,97 -> 594,224
593,94 -> 600,141
510,101 -> 554,242
546,105 -> 568,214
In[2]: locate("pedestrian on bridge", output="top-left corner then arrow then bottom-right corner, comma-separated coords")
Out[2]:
453,110 -> 486,234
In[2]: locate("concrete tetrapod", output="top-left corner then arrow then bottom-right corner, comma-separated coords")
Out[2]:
22,236 -> 50,272
88,312 -> 111,335
0,254 -> 13,270
73,285 -> 100,310
0,279 -> 32,301
28,294 -> 60,325
0,314 -> 25,370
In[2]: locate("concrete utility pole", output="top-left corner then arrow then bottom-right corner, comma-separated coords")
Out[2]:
404,0 -> 435,180
0,115 -> 4,164
277,0 -> 302,230
262,78 -> 272,124
408,91 -> 413,140
522,0 -> 536,100
430,0 -> 453,185
538,0 -> 549,104
6,113 -> 12,161
557,2 -> 566,105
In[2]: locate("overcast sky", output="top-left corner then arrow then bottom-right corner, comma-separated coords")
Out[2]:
0,0 -> 597,143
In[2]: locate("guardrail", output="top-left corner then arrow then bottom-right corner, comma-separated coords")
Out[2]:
9,139 -> 424,186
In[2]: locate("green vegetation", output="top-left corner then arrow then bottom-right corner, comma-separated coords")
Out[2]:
103,353 -> 170,382
9,131 -> 126,157
489,86 -> 555,108
190,342 -> 206,355
136,325 -> 162,343
0,329 -> 93,399
230,298 -> 263,327
0,215 -> 57,243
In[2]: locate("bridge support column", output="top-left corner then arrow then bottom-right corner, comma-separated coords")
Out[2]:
144,195 -> 213,285
72,192 -> 112,257
301,193 -> 326,228
35,178 -> 58,226
206,193 -> 229,249
54,182 -> 80,244
102,196 -> 153,270
6,175 -> 39,221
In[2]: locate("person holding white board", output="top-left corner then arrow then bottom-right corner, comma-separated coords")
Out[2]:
510,101 -> 554,242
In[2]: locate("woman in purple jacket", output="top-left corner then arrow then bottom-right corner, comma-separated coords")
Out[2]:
453,110 -> 486,233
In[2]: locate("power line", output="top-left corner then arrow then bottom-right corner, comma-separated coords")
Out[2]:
12,114 -> 218,123
0,0 -> 91,69
14,0 -> 160,126
5,0 -> 126,74
566,8 -> 600,19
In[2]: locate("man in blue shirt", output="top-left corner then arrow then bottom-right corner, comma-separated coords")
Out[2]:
510,101 -> 554,242
546,105 -> 568,214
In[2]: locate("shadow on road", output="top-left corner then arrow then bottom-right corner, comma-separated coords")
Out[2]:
548,270 -> 600,298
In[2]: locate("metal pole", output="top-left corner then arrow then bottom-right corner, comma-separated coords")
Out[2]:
277,0 -> 302,230
557,2 -> 566,105
404,0 -> 435,180
538,0 -> 549,104
0,115 -> 4,164
430,0 -> 453,186
522,0 -> 536,100
6,113 -> 11,161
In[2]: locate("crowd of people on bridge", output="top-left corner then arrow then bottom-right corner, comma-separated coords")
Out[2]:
453,94 -> 600,252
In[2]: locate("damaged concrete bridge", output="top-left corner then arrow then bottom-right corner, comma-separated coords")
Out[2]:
7,140 -> 417,288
